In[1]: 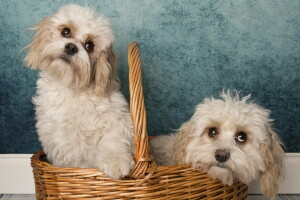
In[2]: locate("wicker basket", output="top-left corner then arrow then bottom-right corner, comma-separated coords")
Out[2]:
31,42 -> 248,200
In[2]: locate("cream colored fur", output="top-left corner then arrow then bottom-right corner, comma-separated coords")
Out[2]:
150,91 -> 284,199
24,4 -> 134,179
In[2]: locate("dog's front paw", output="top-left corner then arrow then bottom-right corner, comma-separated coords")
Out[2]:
208,166 -> 234,186
97,153 -> 135,179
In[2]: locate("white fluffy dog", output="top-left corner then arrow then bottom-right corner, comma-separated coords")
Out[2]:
150,91 -> 284,199
24,4 -> 134,179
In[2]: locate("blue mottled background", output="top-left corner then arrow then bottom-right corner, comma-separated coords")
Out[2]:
0,0 -> 299,153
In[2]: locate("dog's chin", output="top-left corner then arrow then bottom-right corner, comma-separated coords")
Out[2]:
60,54 -> 72,64
212,162 -> 226,168
40,58 -> 78,85
38,51 -> 92,91
207,165 -> 234,186
40,54 -> 71,69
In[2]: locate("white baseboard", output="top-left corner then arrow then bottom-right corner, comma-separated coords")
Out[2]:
0,154 -> 35,194
0,153 -> 299,194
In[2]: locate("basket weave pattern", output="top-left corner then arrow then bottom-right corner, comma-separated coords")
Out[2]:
31,42 -> 248,199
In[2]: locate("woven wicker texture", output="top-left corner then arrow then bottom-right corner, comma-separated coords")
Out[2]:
31,41 -> 248,199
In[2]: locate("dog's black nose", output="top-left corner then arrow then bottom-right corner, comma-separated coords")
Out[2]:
65,43 -> 78,55
215,149 -> 230,163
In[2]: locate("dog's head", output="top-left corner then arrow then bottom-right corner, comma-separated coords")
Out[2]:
24,4 -> 118,96
174,91 -> 284,199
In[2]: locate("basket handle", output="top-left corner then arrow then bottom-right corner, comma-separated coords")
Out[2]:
128,42 -> 155,179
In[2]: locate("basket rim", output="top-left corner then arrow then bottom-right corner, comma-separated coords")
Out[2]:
31,150 -> 248,188
32,150 -> 198,172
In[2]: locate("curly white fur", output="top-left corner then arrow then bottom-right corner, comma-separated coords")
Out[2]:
24,4 -> 134,179
150,91 -> 284,199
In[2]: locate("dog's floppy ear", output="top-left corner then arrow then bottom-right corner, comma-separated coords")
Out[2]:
259,123 -> 285,200
172,121 -> 194,165
94,46 -> 119,97
24,17 -> 52,69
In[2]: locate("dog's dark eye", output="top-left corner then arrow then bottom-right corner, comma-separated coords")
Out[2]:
208,127 -> 218,138
61,28 -> 71,38
235,132 -> 247,143
85,41 -> 94,52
